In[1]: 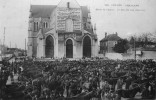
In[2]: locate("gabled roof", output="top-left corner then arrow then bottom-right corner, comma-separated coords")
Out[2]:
30,5 -> 89,18
100,34 -> 121,42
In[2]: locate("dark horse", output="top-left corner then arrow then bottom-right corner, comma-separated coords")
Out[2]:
117,85 -> 141,98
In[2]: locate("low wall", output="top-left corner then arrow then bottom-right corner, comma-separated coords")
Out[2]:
102,51 -> 156,60
105,53 -> 123,60
123,51 -> 156,60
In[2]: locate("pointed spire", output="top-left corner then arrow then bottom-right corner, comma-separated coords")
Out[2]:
94,23 -> 97,34
28,17 -> 34,32
87,6 -> 91,19
91,24 -> 93,31
94,23 -> 96,31
29,5 -> 32,18
88,6 -> 90,13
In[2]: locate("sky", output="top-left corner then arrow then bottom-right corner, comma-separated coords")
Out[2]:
0,0 -> 156,49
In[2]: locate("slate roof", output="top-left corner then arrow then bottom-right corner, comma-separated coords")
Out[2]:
30,5 -> 89,18
100,34 -> 121,42
31,5 -> 57,18
81,6 -> 89,18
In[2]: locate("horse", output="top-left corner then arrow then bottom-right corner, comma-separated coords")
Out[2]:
116,84 -> 141,98
141,81 -> 156,99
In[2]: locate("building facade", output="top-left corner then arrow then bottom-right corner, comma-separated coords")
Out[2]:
27,0 -> 98,58
100,32 -> 121,54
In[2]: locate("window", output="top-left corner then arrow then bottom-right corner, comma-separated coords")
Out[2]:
43,22 -> 48,28
114,41 -> 117,46
34,22 -> 38,31
46,22 -> 48,28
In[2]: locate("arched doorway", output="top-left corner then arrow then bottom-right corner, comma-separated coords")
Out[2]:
45,35 -> 54,58
66,39 -> 73,58
83,36 -> 91,58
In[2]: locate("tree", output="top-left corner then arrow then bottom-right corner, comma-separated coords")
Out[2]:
129,32 -> 156,48
129,36 -> 135,47
0,44 -> 8,54
113,39 -> 130,53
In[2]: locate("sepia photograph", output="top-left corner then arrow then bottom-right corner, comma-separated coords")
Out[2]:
0,0 -> 156,100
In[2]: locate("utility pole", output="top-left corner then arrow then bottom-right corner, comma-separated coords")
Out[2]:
0,39 -> 2,60
3,27 -> 5,46
25,38 -> 26,57
64,33 -> 65,58
3,27 -> 6,58
134,36 -> 136,60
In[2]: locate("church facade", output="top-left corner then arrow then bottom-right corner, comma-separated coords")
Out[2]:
27,0 -> 98,58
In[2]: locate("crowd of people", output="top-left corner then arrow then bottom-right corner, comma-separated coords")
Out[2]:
0,58 -> 155,100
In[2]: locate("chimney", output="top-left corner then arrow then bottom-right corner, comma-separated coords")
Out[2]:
105,32 -> 107,38
67,2 -> 70,8
116,32 -> 118,36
